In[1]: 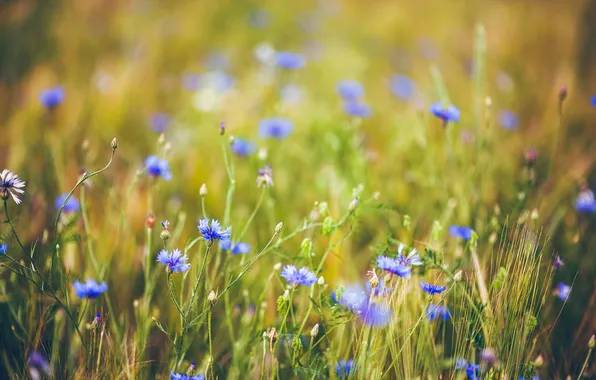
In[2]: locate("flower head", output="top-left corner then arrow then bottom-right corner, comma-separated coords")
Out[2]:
575,189 -> 596,213
275,51 -> 306,69
455,358 -> 467,370
0,169 -> 26,205
145,155 -> 172,181
591,95 -> 596,107
28,351 -> 52,380
430,102 -> 460,123
426,304 -> 451,321
498,110 -> 519,130
480,348 -> 498,367
556,282 -> 571,301
0,243 -> 7,254
389,74 -> 415,101
420,281 -> 447,295
396,244 -> 423,266
73,279 -> 108,299
39,86 -> 65,109
335,359 -> 356,378
336,283 -> 393,326
259,118 -> 293,140
337,80 -> 364,100
466,363 -> 481,380
150,112 -> 170,132
231,138 -> 257,156
257,165 -> 274,188
198,218 -> 231,242
280,265 -> 317,286
232,242 -> 251,255
170,373 -> 205,380
157,249 -> 191,273
553,255 -> 564,270
449,225 -> 473,240
343,102 -> 372,118
376,256 -> 411,278
219,239 -> 233,251
55,193 -> 80,213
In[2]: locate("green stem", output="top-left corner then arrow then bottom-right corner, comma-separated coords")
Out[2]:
577,345 -> 594,380
238,188 -> 266,241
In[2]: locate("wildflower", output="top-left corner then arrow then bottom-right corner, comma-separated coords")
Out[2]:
39,86 -> 65,109
336,284 -> 393,326
232,242 -> 251,255
170,373 -> 205,380
0,170 -> 25,205
145,155 -> 173,181
389,74 -> 415,101
591,95 -> 596,107
198,219 -> 231,242
498,110 -> 519,130
157,249 -> 191,273
524,148 -> 538,165
28,351 -> 52,380
429,102 -> 460,123
455,358 -> 467,370
556,282 -> 571,301
275,51 -> 306,69
335,359 -> 356,378
73,279 -> 108,299
376,256 -> 411,278
150,112 -> 170,133
231,138 -> 257,156
420,281 -> 447,295
359,303 -> 393,326
200,184 -> 208,197
280,265 -> 317,286
219,239 -> 233,251
396,244 -> 423,266
466,363 -> 481,379
337,80 -> 364,100
553,255 -> 564,270
449,225 -> 473,240
259,118 -> 293,140
55,193 -> 80,213
426,304 -> 451,321
480,348 -> 498,367
575,189 -> 596,213
310,323 -> 319,337
0,243 -> 7,254
343,101 -> 372,118
257,165 -> 274,188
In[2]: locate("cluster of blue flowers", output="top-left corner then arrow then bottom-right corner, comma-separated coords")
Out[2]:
336,80 -> 372,119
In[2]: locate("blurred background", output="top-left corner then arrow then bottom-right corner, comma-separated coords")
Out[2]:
1,0 -> 596,377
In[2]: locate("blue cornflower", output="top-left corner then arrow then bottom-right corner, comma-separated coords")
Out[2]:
150,112 -> 170,133
145,155 -> 173,181
575,189 -> 596,213
389,74 -> 415,101
28,351 -> 52,379
39,86 -> 65,109
232,242 -> 251,255
556,282 -> 571,301
420,281 -> 447,295
426,304 -> 451,321
55,193 -> 80,213
157,249 -> 191,273
343,102 -> 372,118
0,243 -> 7,254
335,359 -> 356,379
1,169 -> 26,205
455,358 -> 467,370
337,283 -> 393,326
337,284 -> 368,311
591,95 -> 596,107
430,102 -> 460,123
396,244 -> 423,266
231,138 -> 257,156
170,373 -> 205,380
553,255 -> 564,270
280,265 -> 317,286
259,118 -> 293,140
275,51 -> 306,69
359,303 -> 393,326
449,225 -> 473,240
466,363 -> 481,380
219,239 -> 233,251
376,256 -> 411,278
73,279 -> 108,299
337,80 -> 364,100
198,218 -> 231,242
498,110 -> 519,130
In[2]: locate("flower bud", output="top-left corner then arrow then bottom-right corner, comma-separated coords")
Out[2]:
208,290 -> 217,305
158,133 -> 166,146
283,290 -> 290,301
317,276 -> 325,285
369,271 -> 379,289
590,335 -> 595,349
533,354 -> 544,368
200,184 -> 208,197
0,189 -> 9,201
453,270 -> 463,282
310,323 -> 319,337
147,214 -> 156,229
273,262 -> 282,271
275,222 -> 283,234
220,122 -> 226,136
160,229 -> 171,242
559,85 -> 567,103
258,148 -> 268,160
228,135 -> 236,144
111,137 -> 118,150
485,96 -> 492,108
349,197 -> 359,211
530,209 -> 539,220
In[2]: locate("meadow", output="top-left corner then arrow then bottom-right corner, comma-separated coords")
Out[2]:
1,1 -> 596,379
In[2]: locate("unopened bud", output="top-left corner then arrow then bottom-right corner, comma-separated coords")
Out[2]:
589,335 -> 595,349
559,85 -> 567,103
317,276 -> 325,285
275,222 -> 283,234
369,271 -> 379,289
160,229 -> 171,241
310,323 -> 319,337
220,122 -> 226,136
200,183 -> 208,197
489,232 -> 497,245
530,209 -> 539,220
453,270 -> 463,282
533,354 -> 544,368
283,290 -> 290,301
273,262 -> 282,271
0,189 -> 9,201
349,197 -> 359,211
111,137 -> 118,150
258,148 -> 268,160
147,214 -> 156,229
228,135 -> 236,144
373,191 -> 380,201
158,133 -> 166,145
208,290 -> 217,305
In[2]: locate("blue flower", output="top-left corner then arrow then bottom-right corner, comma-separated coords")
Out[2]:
389,74 -> 415,101
335,359 -> 356,378
73,279 -> 108,299
376,256 -> 411,278
556,282 -> 571,301
366,278 -> 392,297
0,243 -> 7,254
337,284 -> 368,311
157,249 -> 191,273
231,138 -> 257,156
55,193 -> 80,213
337,284 -> 393,326
232,242 -> 251,255
259,118 -> 293,140
39,86 -> 65,109
337,80 -> 364,100
426,304 -> 451,321
449,225 -> 473,240
359,303 -> 393,326
466,363 -> 481,379
219,239 -> 233,251
198,218 -> 231,242
498,110 -> 519,130
455,358 -> 467,370
591,95 -> 596,107
1,169 -> 26,205
396,244 -> 423,266
553,255 -> 564,270
145,155 -> 173,181
430,102 -> 460,123
280,265 -> 317,286
275,51 -> 306,69
420,281 -> 447,295
150,112 -> 170,133
28,351 -> 51,378
575,189 -> 596,213
170,373 -> 205,380
343,102 -> 372,118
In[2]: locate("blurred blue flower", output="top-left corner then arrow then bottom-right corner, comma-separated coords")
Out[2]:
366,278 -> 392,297
396,244 -> 423,266
343,102 -> 372,118
337,80 -> 364,100
556,282 -> 571,301
170,373 -> 205,380
430,102 -> 460,123
553,255 -> 564,270
182,72 -> 201,91
157,249 -> 191,273
259,118 -> 293,140
336,283 -> 393,326
219,239 -> 233,251
145,155 -> 173,181
420,281 -> 447,295
73,279 -> 108,299
455,358 -> 467,370
232,242 -> 251,255
335,359 -> 356,379
150,112 -> 170,133
55,193 -> 80,213
231,138 -> 257,156
376,256 -> 411,278
280,265 -> 317,286
28,351 -> 52,379
0,243 -> 7,254
337,284 -> 368,311
449,225 -> 473,240
248,9 -> 271,29
575,189 -> 596,213
198,218 -> 231,242
275,51 -> 306,69
281,83 -> 304,106
359,303 -> 393,326
466,363 -> 481,380
426,304 -> 451,321
389,74 -> 415,101
591,95 -> 596,107
39,86 -> 65,109
205,51 -> 230,71
498,110 -> 519,130
198,71 -> 235,93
